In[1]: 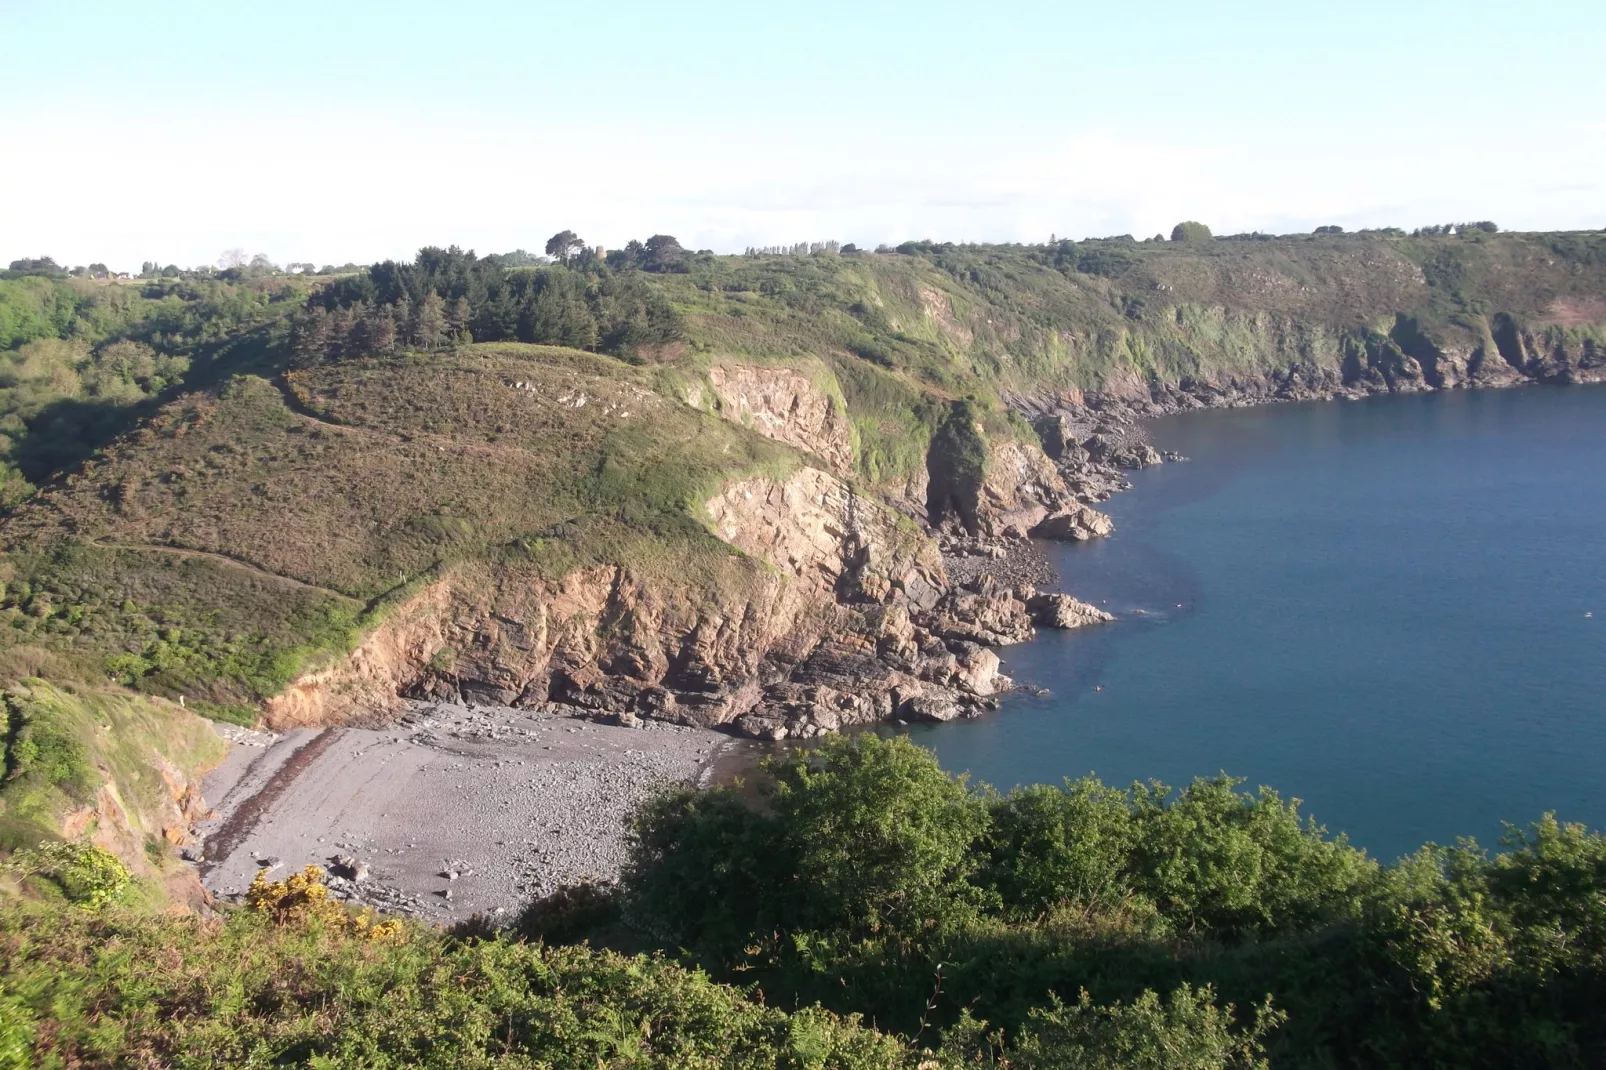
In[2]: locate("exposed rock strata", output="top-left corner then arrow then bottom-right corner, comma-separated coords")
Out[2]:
265,462 -> 1087,741
707,364 -> 855,475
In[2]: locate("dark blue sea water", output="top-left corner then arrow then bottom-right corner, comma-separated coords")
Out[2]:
909,386 -> 1606,862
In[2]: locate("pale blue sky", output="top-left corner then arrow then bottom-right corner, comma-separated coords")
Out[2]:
4,0 -> 1602,269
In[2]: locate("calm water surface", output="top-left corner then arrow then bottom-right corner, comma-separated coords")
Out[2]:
909,386 -> 1606,861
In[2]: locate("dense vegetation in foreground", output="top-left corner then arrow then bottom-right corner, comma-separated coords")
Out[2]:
5,734 -> 1606,1067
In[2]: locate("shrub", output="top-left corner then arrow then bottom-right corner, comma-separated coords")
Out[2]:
768,734 -> 992,940
1171,221 -> 1213,242
1006,985 -> 1282,1070
982,780 -> 1138,916
4,840 -> 129,908
246,864 -> 404,941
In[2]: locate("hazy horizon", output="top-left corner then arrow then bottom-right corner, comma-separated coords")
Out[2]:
7,0 -> 1604,271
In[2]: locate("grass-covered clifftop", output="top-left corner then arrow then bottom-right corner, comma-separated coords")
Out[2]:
664,229 -> 1606,395
0,231 -> 1602,718
0,345 -> 802,714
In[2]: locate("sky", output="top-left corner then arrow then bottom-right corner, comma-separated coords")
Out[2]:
4,0 -> 1603,271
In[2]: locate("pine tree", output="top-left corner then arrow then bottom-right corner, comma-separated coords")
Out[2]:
448,296 -> 472,343
368,304 -> 398,353
414,293 -> 447,351
392,296 -> 414,347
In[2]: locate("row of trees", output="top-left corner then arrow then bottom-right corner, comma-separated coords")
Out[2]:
1415,221 -> 1500,236
742,240 -> 844,256
7,258 -> 114,279
290,294 -> 470,365
293,245 -> 683,363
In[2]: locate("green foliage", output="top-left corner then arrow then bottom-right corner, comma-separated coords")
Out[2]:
4,840 -> 130,908
770,734 -> 991,940
1124,776 -> 1375,937
0,902 -> 914,1068
1004,986 -> 1281,1070
981,779 -> 1139,916
628,735 -> 990,963
622,736 -> 1606,1067
1171,222 -> 1214,242
0,983 -> 31,1070
1,688 -> 95,800
299,246 -> 683,363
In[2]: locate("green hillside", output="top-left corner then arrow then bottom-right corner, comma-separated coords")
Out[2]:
2,232 -> 1605,1067
2,231 -> 1602,720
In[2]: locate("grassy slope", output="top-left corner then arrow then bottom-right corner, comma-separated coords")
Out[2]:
0,678 -> 225,899
0,344 -> 801,709
666,230 -> 1606,390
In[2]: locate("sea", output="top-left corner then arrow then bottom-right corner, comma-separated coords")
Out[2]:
907,385 -> 1606,862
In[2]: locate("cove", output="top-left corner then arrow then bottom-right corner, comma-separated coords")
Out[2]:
908,385 -> 1606,862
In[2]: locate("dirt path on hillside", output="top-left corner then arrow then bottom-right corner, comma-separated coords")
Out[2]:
92,540 -> 363,602
195,702 -> 740,922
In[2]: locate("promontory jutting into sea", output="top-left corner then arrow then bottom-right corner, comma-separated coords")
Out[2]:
6,207 -> 1606,1063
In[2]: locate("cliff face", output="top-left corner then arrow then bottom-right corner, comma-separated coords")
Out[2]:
265,464 -> 1060,740
708,364 -> 856,475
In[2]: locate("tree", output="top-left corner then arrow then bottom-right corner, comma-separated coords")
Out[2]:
642,234 -> 688,272
6,257 -> 63,276
218,248 -> 247,269
367,305 -> 398,353
1171,221 -> 1213,242
247,253 -> 277,275
1315,225 -> 1345,235
413,292 -> 447,350
447,296 -> 472,343
544,230 -> 585,265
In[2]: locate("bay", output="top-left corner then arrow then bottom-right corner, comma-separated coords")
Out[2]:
908,385 -> 1606,861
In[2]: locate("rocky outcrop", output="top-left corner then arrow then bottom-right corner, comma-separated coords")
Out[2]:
977,440 -> 1077,538
706,466 -> 941,604
1029,506 -> 1115,542
1027,592 -> 1114,629
269,465 -> 1047,741
708,364 -> 855,475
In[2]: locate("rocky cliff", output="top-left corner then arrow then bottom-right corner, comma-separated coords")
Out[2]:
262,462 -> 1101,740
707,363 -> 856,475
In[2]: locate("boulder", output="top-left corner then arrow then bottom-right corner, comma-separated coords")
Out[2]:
1031,506 -> 1115,541
1027,593 -> 1114,629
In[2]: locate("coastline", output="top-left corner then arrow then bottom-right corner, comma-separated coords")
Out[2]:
192,373 -> 1606,919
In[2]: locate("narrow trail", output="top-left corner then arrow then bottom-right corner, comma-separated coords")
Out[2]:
91,540 -> 362,603
271,370 -> 622,465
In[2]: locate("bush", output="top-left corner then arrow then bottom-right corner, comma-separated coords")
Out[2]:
0,901 -> 913,1067
982,780 -> 1138,916
768,734 -> 991,940
1171,221 -> 1213,242
1006,985 -> 1282,1070
246,864 -> 404,940
4,840 -> 129,908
